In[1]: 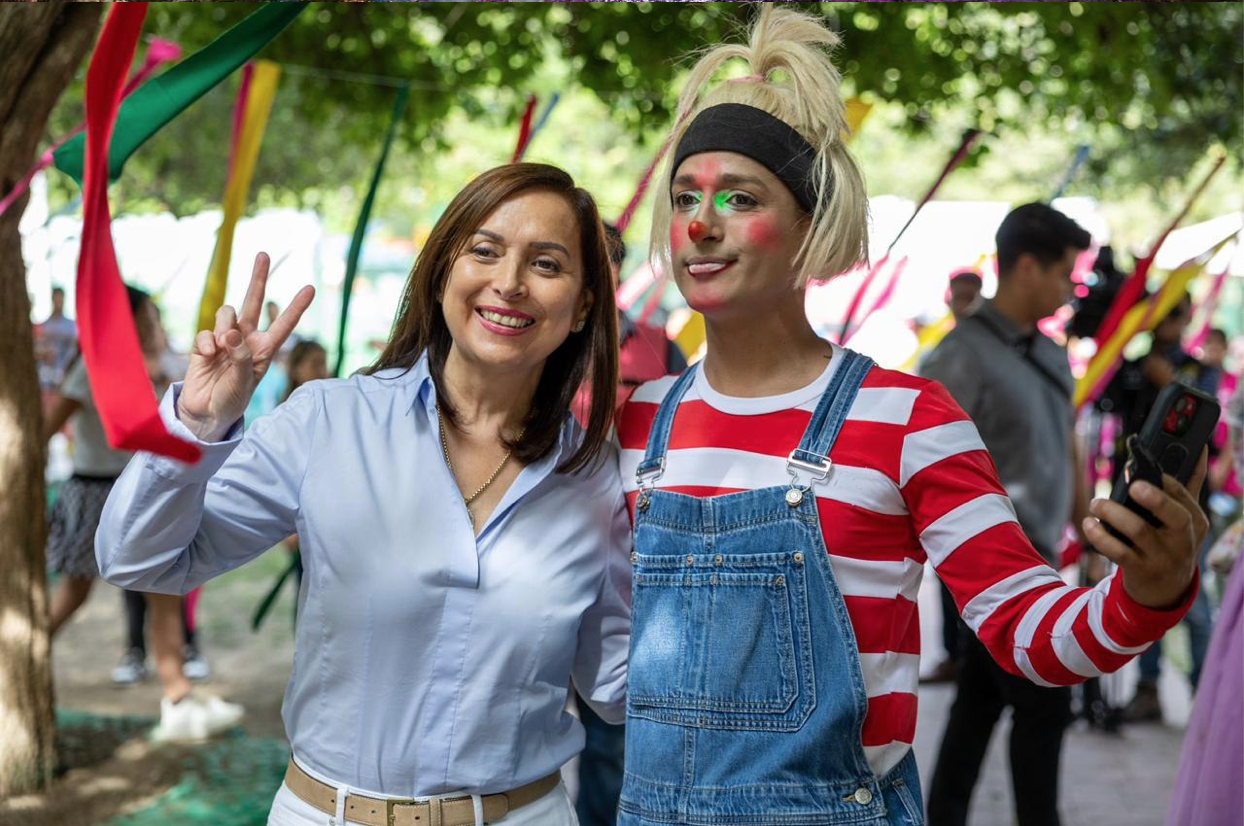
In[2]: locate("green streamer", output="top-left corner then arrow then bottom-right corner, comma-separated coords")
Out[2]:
334,83 -> 410,377
54,4 -> 305,185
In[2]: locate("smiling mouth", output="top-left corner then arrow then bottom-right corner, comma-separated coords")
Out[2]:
686,260 -> 734,277
476,308 -> 535,329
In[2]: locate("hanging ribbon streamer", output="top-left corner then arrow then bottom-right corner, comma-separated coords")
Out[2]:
55,3 -> 305,186
1050,144 -> 1090,201
1075,234 -> 1236,410
0,38 -> 181,219
843,97 -> 872,142
636,272 -> 668,326
334,83 -> 411,377
195,61 -> 280,334
514,92 -> 559,162
226,62 -> 255,173
899,312 -> 955,372
510,94 -> 538,163
1091,155 -> 1227,353
838,128 -> 980,342
1186,263 -> 1234,353
842,255 -> 910,346
76,4 -> 199,462
614,142 -> 669,237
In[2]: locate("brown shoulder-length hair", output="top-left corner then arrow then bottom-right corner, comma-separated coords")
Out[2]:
365,163 -> 618,475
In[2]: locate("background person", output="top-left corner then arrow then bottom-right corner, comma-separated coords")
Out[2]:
922,203 -> 1093,826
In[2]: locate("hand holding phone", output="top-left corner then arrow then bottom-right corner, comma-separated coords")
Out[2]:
1082,382 -> 1218,610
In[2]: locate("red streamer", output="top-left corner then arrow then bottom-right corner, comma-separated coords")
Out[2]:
510,94 -> 537,163
77,4 -> 200,462
615,139 -> 671,235
1092,155 -> 1227,351
839,128 -> 980,342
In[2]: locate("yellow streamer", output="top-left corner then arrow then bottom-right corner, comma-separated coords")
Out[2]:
1073,236 -> 1233,408
900,312 -> 954,373
672,310 -> 707,360
196,60 -> 280,333
844,97 -> 872,143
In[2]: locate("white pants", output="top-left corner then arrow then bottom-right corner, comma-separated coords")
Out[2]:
267,778 -> 579,826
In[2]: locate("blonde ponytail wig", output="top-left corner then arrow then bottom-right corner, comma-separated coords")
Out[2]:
649,4 -> 869,288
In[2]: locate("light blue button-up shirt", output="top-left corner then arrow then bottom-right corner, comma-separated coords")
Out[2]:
96,355 -> 631,797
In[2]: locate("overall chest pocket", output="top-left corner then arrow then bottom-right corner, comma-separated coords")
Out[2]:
628,549 -> 816,731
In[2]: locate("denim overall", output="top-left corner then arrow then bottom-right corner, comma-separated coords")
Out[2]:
619,350 -> 925,826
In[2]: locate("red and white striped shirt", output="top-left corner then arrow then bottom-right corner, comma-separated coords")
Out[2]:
618,349 -> 1188,776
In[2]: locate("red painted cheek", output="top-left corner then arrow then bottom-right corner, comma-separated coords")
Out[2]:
670,217 -> 687,255
744,217 -> 782,249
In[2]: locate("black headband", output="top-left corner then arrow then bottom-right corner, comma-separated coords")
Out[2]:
672,103 -> 825,213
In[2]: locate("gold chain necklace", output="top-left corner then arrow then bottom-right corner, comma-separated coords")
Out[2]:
436,404 -> 518,530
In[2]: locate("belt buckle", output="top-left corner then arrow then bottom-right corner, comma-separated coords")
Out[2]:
383,797 -> 424,826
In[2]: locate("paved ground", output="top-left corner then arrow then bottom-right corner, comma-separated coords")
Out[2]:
4,552 -> 1200,825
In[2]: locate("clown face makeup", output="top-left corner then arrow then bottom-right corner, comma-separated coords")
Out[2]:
669,151 -> 810,320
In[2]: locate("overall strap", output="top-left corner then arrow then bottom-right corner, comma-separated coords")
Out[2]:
786,350 -> 874,497
634,365 -> 698,492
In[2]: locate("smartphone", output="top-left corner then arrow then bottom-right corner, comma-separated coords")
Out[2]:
1106,381 -> 1220,542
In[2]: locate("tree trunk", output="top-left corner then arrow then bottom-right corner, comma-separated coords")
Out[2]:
0,2 -> 101,797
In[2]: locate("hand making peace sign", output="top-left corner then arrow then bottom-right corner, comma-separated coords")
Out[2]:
176,253 -> 315,441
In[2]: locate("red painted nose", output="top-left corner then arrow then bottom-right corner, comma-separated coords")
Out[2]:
688,220 -> 708,242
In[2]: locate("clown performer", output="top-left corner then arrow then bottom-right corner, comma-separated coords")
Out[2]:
615,7 -> 1209,825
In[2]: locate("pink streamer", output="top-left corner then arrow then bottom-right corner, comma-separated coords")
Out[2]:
1187,265 -> 1231,352
842,256 -> 909,346
0,37 -> 181,219
226,62 -> 255,175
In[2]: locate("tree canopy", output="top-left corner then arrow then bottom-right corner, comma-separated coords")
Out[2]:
42,1 -> 1241,218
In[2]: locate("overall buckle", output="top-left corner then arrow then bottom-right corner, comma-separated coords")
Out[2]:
635,457 -> 666,512
785,450 -> 832,507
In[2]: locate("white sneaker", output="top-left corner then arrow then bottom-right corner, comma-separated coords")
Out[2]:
151,692 -> 244,742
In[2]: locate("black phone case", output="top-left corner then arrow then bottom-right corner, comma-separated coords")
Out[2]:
1105,381 -> 1220,545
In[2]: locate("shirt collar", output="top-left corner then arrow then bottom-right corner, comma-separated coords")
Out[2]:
404,351 -> 581,467
974,300 -> 1034,346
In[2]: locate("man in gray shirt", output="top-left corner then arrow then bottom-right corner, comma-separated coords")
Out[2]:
924,203 -> 1092,826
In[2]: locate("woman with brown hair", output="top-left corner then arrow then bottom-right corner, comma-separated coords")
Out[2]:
97,163 -> 629,825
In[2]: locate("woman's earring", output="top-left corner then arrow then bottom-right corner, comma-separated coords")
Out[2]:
572,320 -> 586,333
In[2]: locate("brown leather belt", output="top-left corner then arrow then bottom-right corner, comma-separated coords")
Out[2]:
283,759 -> 560,826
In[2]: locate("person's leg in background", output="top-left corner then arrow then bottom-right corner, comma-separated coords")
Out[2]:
112,589 -> 150,684
927,636 -> 1008,826
182,586 -> 211,680
575,700 -> 625,825
149,593 -> 192,705
48,575 -> 94,636
148,592 -> 243,741
1124,638 -> 1164,722
1005,676 -> 1073,826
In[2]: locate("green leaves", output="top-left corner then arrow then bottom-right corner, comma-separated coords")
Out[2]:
41,1 -> 1240,216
